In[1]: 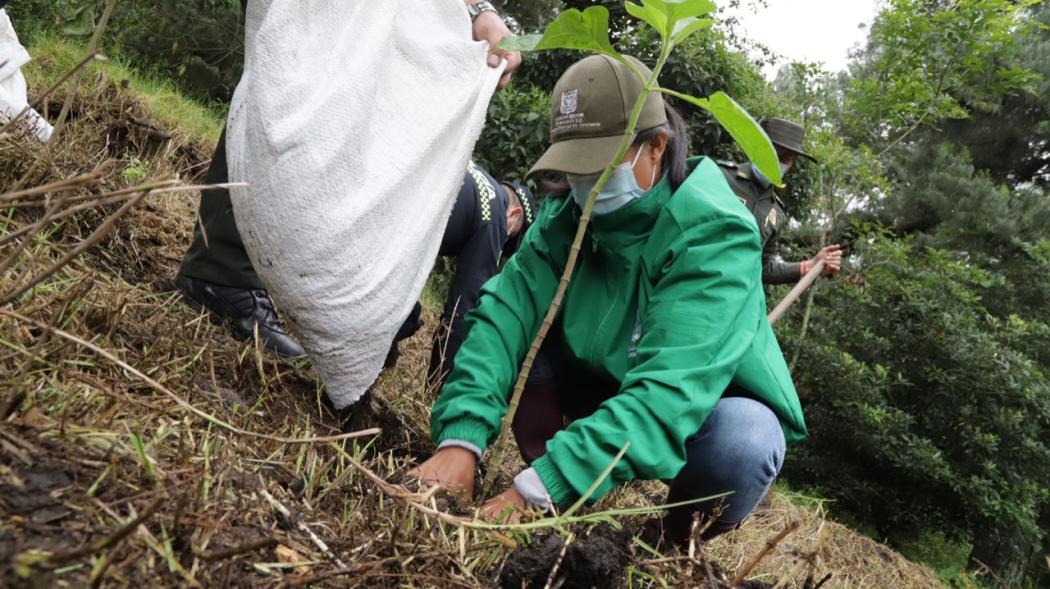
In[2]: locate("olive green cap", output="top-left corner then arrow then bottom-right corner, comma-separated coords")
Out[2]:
760,117 -> 817,163
528,55 -> 667,177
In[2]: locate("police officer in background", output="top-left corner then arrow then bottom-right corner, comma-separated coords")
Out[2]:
718,118 -> 841,284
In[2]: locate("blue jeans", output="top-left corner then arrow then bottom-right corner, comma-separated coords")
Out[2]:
512,339 -> 786,541
663,396 -> 786,541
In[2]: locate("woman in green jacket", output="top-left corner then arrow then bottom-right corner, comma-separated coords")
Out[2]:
412,54 -> 807,543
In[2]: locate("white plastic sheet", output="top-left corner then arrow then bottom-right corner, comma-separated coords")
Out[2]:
0,9 -> 53,142
227,1 -> 503,408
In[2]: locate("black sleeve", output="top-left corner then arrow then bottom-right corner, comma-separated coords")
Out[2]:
761,238 -> 802,285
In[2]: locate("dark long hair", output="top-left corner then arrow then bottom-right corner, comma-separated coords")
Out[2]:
540,103 -> 690,197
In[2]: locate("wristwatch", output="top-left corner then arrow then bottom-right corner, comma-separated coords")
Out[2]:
467,1 -> 498,21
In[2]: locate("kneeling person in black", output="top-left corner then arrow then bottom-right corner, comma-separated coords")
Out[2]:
393,161 -> 537,383
176,156 -> 536,376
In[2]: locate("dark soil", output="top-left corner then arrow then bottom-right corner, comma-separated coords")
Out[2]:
500,524 -> 633,589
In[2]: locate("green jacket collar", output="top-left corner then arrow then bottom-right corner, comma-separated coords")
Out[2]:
586,157 -> 710,246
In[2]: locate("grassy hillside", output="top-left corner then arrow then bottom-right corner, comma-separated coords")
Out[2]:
0,37 -> 946,588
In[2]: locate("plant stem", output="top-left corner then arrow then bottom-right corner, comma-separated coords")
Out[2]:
481,45 -> 673,497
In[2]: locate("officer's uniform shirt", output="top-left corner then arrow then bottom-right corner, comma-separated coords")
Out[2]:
717,161 -> 801,285
430,161 -> 533,381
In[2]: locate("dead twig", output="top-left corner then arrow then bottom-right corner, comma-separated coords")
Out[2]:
45,497 -> 164,564
1,190 -> 148,305
276,550 -> 446,588
195,536 -> 280,562
0,170 -> 102,201
732,520 -> 800,587
258,481 -> 347,568
544,532 -> 574,589
0,309 -> 381,445
773,522 -> 831,589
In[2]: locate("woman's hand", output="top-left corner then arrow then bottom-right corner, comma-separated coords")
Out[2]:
469,7 -> 522,89
807,244 -> 843,276
407,447 -> 476,502
479,486 -> 528,524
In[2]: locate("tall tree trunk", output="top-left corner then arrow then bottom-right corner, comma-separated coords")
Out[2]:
967,522 -> 1038,587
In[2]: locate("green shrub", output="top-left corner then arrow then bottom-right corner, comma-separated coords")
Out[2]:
780,235 -> 1050,573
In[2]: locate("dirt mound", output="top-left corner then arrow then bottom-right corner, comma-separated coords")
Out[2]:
501,524 -> 632,589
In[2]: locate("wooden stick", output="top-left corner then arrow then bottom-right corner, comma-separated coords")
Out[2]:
731,520 -> 799,586
1,191 -> 147,305
768,260 -> 826,325
195,536 -> 279,562
0,309 -> 381,446
45,498 -> 165,564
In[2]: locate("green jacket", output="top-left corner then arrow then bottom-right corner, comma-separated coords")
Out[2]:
717,161 -> 802,284
430,157 -> 807,507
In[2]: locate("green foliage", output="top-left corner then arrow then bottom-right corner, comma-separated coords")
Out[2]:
624,0 -> 714,46
9,0 -> 245,103
842,0 -> 1040,151
22,35 -> 224,143
474,85 -> 551,183
501,6 -> 623,61
780,235 -> 1050,566
933,2 -> 1050,188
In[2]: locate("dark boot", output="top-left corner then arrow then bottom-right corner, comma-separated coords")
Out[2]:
174,275 -> 306,358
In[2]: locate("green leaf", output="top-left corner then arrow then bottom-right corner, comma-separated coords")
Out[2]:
625,2 -> 669,38
672,90 -> 782,185
625,0 -> 717,42
671,17 -> 714,46
498,7 -> 623,62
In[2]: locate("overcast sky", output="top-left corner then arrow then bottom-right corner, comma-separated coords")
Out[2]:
723,0 -> 882,77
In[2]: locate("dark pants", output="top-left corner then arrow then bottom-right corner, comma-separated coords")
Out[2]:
178,129 -> 263,289
511,333 -> 786,541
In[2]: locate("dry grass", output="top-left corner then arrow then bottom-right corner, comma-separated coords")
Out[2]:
0,40 -> 945,588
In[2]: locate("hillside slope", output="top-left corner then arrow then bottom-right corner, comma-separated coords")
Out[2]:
0,38 -> 945,588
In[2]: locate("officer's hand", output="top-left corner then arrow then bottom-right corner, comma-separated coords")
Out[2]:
407,447 -> 476,502
810,244 -> 843,276
471,9 -> 522,90
479,485 -> 528,523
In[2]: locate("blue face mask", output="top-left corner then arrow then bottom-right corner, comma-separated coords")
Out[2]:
752,161 -> 793,188
569,146 -> 655,215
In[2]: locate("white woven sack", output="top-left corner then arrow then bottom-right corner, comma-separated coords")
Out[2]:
227,1 -> 503,408
0,9 -> 53,142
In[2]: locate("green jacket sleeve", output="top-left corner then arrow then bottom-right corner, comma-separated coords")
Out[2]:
429,199 -> 569,451
761,235 -> 802,285
531,215 -> 765,507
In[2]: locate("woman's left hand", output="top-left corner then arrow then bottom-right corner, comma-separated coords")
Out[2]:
479,486 -> 528,523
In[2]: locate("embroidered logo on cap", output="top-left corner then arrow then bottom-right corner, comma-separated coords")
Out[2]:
560,90 -> 578,115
